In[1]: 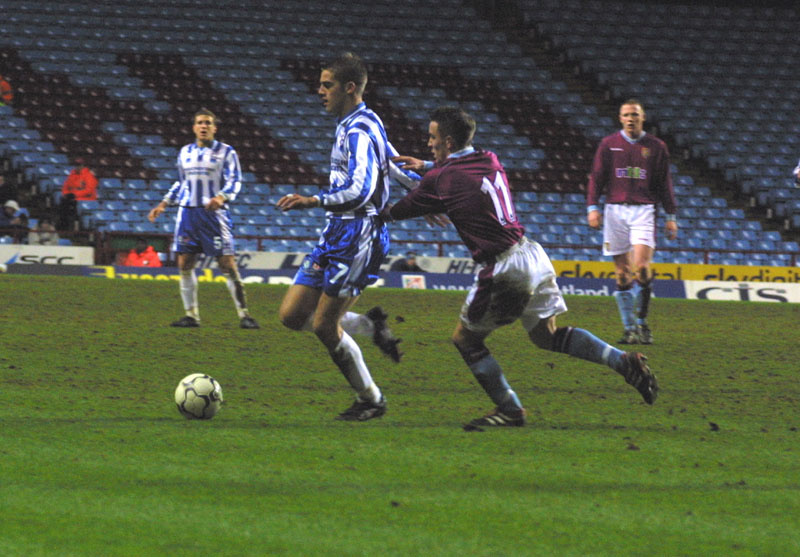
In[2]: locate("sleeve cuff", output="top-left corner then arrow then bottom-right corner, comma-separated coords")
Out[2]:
423,160 -> 435,170
587,205 -> 599,214
665,213 -> 677,222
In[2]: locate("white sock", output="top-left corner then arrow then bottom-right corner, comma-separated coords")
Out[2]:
340,311 -> 374,336
300,311 -> 372,336
225,269 -> 248,319
359,382 -> 382,404
180,270 -> 199,319
331,332 -> 381,402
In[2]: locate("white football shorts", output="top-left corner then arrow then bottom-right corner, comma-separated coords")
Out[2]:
602,203 -> 656,256
461,236 -> 568,335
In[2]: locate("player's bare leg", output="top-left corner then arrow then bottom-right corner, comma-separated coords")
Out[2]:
280,287 -> 385,420
278,284 -> 323,331
613,252 -> 638,343
454,322 -> 526,431
218,254 -> 259,329
172,253 -> 200,327
288,297 -> 403,362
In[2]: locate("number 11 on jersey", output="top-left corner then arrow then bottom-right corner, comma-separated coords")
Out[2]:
481,172 -> 516,226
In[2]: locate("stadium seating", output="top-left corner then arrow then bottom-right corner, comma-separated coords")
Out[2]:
0,0 -> 796,265
519,0 -> 800,232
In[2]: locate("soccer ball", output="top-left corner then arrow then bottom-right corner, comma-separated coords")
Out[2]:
174,373 -> 223,420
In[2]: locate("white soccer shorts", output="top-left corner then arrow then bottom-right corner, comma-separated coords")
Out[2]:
602,203 -> 656,256
460,237 -> 568,335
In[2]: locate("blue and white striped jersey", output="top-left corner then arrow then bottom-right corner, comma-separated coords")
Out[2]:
163,140 -> 242,207
319,102 -> 416,217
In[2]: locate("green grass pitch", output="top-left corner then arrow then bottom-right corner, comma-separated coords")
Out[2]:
1,275 -> 798,555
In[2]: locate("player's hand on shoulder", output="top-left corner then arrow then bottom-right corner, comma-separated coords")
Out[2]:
392,155 -> 426,173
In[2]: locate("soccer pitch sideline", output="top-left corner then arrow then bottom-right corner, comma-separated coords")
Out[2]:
1,275 -> 798,556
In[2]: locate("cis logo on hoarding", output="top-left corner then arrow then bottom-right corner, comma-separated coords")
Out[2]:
696,283 -> 788,303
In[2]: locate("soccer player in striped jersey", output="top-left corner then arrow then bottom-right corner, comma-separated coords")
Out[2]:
389,107 -> 658,430
148,108 -> 259,329
276,52 -> 411,421
587,99 -> 677,345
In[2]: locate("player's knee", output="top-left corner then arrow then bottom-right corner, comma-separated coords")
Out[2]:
616,277 -> 633,290
278,307 -> 306,331
313,324 -> 341,350
452,332 -> 489,366
527,318 -> 556,350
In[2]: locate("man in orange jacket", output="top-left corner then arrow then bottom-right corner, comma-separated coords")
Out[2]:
123,238 -> 162,267
61,158 -> 98,201
0,74 -> 12,106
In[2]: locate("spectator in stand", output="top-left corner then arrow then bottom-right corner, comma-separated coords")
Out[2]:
61,158 -> 98,201
0,199 -> 28,243
123,238 -> 162,267
0,200 -> 27,229
792,159 -> 800,187
0,74 -> 12,106
28,217 -> 60,246
0,175 -> 9,207
57,193 -> 78,232
389,251 -> 425,272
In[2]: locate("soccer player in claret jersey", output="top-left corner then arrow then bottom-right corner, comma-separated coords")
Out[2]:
148,108 -> 259,329
275,53 -> 414,421
587,99 -> 678,345
389,107 -> 659,430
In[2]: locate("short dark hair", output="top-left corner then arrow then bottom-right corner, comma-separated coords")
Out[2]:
430,106 -> 476,151
193,108 -> 219,125
324,52 -> 368,95
620,98 -> 645,113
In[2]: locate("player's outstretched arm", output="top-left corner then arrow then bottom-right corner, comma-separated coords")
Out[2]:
391,155 -> 428,173
275,193 -> 321,212
423,213 -> 450,228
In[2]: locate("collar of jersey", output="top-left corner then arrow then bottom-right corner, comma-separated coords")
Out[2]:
193,139 -> 219,150
338,102 -> 367,125
619,130 -> 646,144
447,146 -> 476,159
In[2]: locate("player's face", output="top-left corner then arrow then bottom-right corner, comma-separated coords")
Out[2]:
319,69 -> 350,117
193,115 -> 217,145
428,121 -> 450,163
619,103 -> 645,139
